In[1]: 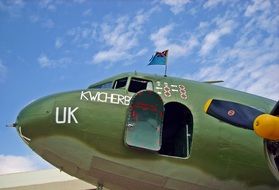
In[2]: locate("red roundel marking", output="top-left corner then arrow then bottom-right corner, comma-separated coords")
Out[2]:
227,110 -> 235,117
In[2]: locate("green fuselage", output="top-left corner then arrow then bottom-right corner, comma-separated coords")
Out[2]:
16,72 -> 278,190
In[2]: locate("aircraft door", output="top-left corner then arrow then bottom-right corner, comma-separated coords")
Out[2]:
125,90 -> 164,151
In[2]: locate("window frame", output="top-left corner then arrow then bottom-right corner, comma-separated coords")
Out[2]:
113,77 -> 128,89
128,77 -> 154,93
91,81 -> 113,89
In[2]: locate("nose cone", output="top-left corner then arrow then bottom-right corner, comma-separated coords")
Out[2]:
16,96 -> 54,144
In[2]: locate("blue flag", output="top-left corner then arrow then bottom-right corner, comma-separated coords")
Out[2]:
148,50 -> 168,65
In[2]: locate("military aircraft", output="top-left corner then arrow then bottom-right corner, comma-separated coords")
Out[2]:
14,72 -> 279,190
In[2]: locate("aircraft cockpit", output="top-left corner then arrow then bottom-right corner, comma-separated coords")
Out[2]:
88,74 -> 154,94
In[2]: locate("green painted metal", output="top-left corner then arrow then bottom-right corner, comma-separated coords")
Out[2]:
15,72 -> 278,189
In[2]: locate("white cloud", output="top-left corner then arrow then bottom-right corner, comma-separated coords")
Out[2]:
186,1 -> 279,100
188,35 -> 279,100
245,64 -> 279,100
244,0 -> 271,17
188,60 -> 279,100
161,0 -> 190,14
73,0 -> 86,3
0,60 -> 7,82
82,9 -> 92,17
39,0 -> 56,11
38,54 -> 71,68
38,0 -> 86,11
200,19 -> 235,56
92,9 -> 157,64
203,0 -> 226,9
136,48 -> 148,57
101,17 -> 137,51
29,15 -> 40,23
150,24 -> 173,48
93,50 -> 129,64
42,19 -> 55,29
30,16 -> 57,30
0,0 -> 25,17
150,24 -> 198,58
243,0 -> 278,35
55,38 -> 63,49
67,7 -> 158,63
0,154 -> 50,175
67,23 -> 98,49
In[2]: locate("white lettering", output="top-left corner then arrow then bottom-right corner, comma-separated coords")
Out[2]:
80,91 -> 89,100
98,92 -> 107,102
55,107 -> 79,124
68,107 -> 79,124
55,107 -> 67,124
90,91 -> 99,101
110,94 -> 119,104
80,91 -> 131,106
125,96 -> 131,106
118,94 -> 125,105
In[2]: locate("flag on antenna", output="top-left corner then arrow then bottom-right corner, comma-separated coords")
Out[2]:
148,50 -> 168,65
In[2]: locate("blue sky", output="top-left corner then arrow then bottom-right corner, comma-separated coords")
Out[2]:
0,0 -> 278,174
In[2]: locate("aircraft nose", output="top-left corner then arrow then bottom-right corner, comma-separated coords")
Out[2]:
16,96 -> 54,144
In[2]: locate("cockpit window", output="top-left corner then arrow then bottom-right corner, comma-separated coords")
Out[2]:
128,78 -> 153,93
113,77 -> 128,89
92,81 -> 113,89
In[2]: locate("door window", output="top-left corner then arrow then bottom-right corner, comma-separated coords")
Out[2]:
125,90 -> 164,151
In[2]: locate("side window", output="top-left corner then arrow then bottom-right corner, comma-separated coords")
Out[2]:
113,77 -> 128,89
125,90 -> 164,151
128,78 -> 153,93
92,81 -> 113,89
